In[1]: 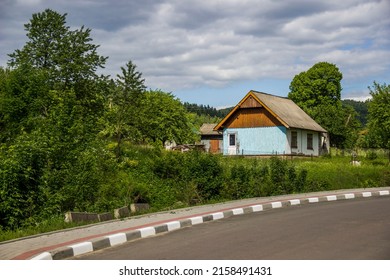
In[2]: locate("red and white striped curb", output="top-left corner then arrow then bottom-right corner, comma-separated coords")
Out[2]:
31,189 -> 390,260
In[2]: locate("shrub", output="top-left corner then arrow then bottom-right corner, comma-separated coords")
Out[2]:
152,151 -> 224,202
366,150 -> 378,160
268,157 -> 308,195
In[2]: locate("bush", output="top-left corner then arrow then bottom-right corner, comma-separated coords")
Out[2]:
152,150 -> 224,203
222,157 -> 310,199
0,133 -> 49,230
2,141 -> 388,240
268,157 -> 309,195
366,150 -> 378,160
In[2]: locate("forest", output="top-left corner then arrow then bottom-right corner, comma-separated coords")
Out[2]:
0,9 -> 389,240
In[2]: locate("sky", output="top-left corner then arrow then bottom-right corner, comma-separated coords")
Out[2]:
1,0 -> 389,108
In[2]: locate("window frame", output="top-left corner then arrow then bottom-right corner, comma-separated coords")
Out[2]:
229,133 -> 236,147
291,131 -> 298,149
307,133 -> 313,150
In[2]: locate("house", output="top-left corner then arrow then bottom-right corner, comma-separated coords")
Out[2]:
213,90 -> 329,156
199,123 -> 223,153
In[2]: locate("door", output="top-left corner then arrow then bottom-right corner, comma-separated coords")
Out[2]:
227,133 -> 237,155
210,139 -> 220,153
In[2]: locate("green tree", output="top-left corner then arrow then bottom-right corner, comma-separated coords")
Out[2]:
289,62 -> 342,114
139,90 -> 196,146
0,9 -> 112,229
342,99 -> 369,126
366,82 -> 390,148
8,9 -> 107,90
0,66 -> 51,142
288,62 -> 359,148
116,60 -> 146,101
101,61 -> 146,159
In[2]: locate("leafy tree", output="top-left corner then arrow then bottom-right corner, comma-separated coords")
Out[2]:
366,82 -> 390,149
139,90 -> 196,146
310,103 -> 360,149
8,9 -> 107,90
288,62 -> 359,148
116,60 -> 146,102
289,62 -> 342,114
0,132 -> 50,229
101,61 -> 146,159
0,66 -> 51,142
342,99 -> 369,126
0,9 -> 111,229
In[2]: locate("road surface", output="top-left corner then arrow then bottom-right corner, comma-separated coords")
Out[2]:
74,196 -> 390,259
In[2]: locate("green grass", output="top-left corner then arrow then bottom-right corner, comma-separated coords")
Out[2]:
295,156 -> 389,190
1,147 -> 388,242
0,215 -> 99,243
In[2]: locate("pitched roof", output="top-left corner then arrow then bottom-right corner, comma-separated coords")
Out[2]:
214,90 -> 327,133
200,123 -> 221,135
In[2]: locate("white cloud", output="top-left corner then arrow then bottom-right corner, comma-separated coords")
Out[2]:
315,49 -> 390,79
1,0 -> 389,103
16,0 -> 42,5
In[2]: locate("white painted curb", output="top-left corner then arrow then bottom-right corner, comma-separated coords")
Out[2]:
106,233 -> 127,246
31,252 -> 53,260
28,188 -> 390,260
139,227 -> 156,238
379,190 -> 390,196
232,208 -> 244,215
190,216 -> 203,225
166,221 -> 181,231
362,192 -> 372,197
70,242 -> 93,256
212,212 -> 224,220
289,199 -> 301,206
271,202 -> 282,208
251,205 -> 263,212
326,195 -> 337,201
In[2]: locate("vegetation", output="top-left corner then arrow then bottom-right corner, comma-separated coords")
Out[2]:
0,9 -> 389,242
365,82 -> 390,149
0,9 -> 195,234
341,99 -> 369,126
288,62 -> 361,148
1,145 -> 389,242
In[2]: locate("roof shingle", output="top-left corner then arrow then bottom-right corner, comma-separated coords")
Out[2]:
215,90 -> 327,133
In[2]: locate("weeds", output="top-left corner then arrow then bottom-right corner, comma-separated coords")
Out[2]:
1,145 -> 388,241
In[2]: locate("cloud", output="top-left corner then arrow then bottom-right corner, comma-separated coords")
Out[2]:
1,0 -> 389,101
16,0 -> 42,5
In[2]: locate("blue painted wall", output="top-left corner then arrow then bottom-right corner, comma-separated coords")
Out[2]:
223,127 -> 287,155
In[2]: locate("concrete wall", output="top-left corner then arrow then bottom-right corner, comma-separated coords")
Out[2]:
64,204 -> 148,224
65,212 -> 114,223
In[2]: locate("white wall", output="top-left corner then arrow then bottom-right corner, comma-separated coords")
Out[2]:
286,129 -> 320,156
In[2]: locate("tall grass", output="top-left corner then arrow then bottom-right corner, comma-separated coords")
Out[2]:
0,216 -> 96,242
295,156 -> 389,190
1,145 -> 388,242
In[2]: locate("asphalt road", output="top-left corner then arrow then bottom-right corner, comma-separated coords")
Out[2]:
74,196 -> 390,260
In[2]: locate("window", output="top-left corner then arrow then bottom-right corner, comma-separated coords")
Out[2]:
307,133 -> 313,150
291,131 -> 298,149
229,134 -> 236,146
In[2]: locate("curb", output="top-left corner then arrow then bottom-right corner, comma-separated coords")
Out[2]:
31,189 -> 390,260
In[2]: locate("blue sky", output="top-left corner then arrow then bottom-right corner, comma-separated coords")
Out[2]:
1,0 -> 389,108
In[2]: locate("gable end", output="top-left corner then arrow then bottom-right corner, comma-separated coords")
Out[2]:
214,91 -> 288,130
